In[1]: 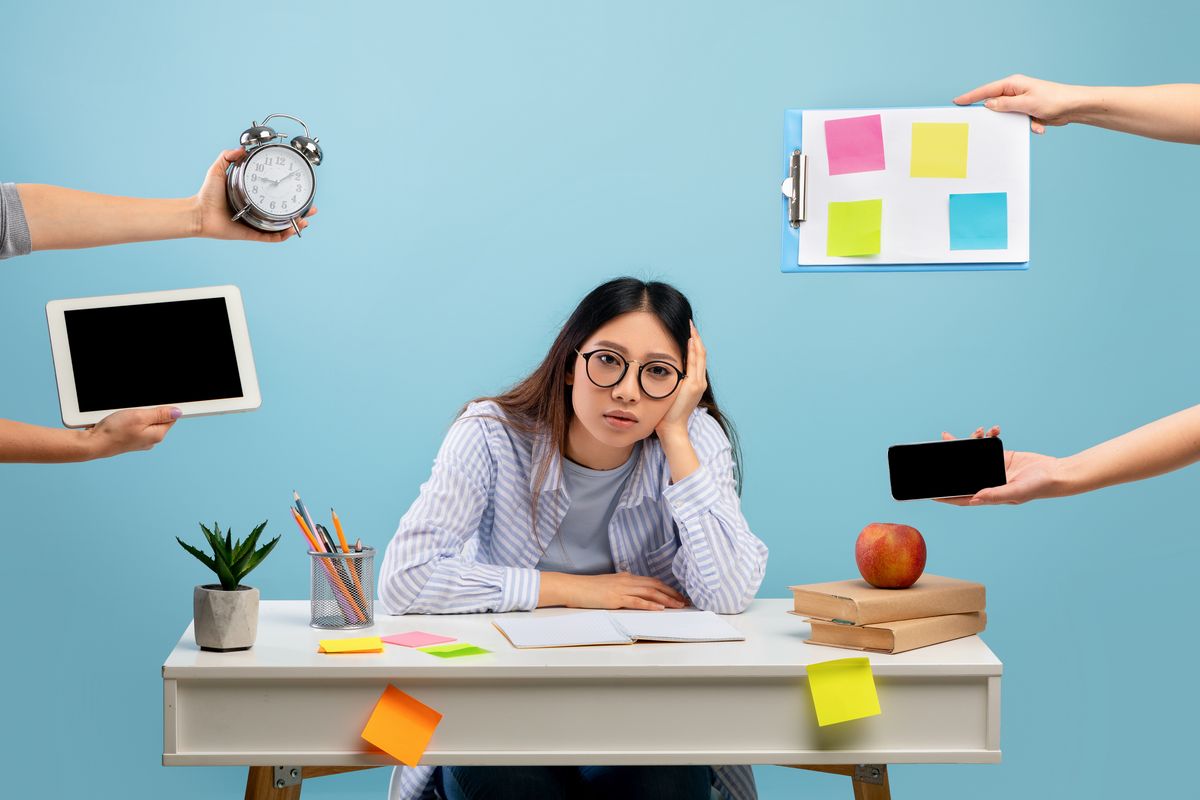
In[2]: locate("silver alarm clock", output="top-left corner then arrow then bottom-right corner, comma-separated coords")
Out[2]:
226,113 -> 323,237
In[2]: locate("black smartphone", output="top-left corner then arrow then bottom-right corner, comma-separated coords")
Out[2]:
888,437 -> 1007,501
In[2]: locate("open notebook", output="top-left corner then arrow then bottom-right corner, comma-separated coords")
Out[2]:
493,609 -> 745,649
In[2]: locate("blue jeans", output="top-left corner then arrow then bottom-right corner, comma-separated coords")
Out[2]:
439,765 -> 712,800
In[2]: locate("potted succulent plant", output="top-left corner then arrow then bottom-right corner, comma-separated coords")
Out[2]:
177,521 -> 280,652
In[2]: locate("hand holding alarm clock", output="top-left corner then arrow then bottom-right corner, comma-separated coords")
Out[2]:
224,113 -> 323,238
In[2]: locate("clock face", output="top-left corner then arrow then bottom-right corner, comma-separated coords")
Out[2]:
244,145 -> 315,217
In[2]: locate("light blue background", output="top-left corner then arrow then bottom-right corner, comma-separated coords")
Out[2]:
2,1 -> 1198,797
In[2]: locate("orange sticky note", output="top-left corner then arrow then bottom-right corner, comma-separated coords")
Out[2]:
361,685 -> 443,767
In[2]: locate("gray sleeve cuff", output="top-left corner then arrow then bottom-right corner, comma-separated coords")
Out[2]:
1,183 -> 33,260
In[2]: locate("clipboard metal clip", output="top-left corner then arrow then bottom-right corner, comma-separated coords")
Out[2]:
780,150 -> 807,228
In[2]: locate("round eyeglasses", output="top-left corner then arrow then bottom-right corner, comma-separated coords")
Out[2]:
575,349 -> 686,399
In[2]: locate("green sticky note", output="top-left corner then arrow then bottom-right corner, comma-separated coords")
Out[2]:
806,657 -> 881,727
419,642 -> 491,658
826,199 -> 882,257
911,122 -> 969,178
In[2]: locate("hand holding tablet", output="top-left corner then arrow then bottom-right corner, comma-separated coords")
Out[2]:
46,285 -> 262,428
84,406 -> 182,458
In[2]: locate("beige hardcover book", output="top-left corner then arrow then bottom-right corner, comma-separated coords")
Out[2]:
787,574 -> 985,625
798,611 -> 987,654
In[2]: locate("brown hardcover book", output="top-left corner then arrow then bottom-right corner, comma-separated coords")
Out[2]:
798,611 -> 987,654
787,574 -> 985,625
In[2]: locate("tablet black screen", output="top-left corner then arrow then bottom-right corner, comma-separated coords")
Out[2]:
64,298 -> 244,412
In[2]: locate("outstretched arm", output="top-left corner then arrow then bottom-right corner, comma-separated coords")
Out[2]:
17,148 -> 316,252
941,405 -> 1200,505
0,407 -> 179,463
955,75 -> 1200,144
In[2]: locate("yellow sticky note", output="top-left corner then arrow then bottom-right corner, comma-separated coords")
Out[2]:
910,122 -> 969,178
361,685 -> 443,767
319,636 -> 384,654
826,199 -> 882,257
806,657 -> 881,727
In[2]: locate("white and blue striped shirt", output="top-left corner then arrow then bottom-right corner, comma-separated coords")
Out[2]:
379,400 -> 768,800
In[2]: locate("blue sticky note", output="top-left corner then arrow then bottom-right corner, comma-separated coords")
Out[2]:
949,192 -> 1007,250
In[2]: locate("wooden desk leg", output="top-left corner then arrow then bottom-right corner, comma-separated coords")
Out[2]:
244,766 -> 382,800
781,764 -> 891,800
244,767 -> 299,800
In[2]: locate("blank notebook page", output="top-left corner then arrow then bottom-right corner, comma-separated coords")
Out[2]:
608,610 -> 745,642
494,611 -> 632,648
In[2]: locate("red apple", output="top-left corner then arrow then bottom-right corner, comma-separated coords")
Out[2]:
855,523 -> 926,589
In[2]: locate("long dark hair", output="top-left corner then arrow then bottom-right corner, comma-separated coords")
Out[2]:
465,277 -> 742,498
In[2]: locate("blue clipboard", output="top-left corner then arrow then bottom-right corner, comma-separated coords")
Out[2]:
780,107 -> 1030,274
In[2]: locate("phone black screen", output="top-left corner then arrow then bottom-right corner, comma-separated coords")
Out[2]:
888,438 -> 1007,500
64,298 -> 244,412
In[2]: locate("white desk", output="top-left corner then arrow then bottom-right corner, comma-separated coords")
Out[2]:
163,600 -> 1001,797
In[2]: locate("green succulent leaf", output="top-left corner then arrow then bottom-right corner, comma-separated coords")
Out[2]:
231,520 -> 267,567
236,535 -> 281,583
176,537 -> 218,574
199,522 -> 227,561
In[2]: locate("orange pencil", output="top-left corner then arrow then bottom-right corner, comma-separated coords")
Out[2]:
331,507 -> 368,611
291,507 -> 324,552
291,508 -> 365,622
331,508 -> 350,553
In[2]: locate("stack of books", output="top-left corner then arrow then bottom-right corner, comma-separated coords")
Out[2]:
788,574 -> 986,654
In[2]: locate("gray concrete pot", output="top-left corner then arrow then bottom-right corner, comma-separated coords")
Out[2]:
193,584 -> 259,652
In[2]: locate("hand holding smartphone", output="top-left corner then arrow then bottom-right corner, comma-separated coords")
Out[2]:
888,437 -> 1007,501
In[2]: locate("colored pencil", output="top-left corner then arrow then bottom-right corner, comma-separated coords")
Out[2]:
331,508 -> 350,553
331,508 -> 368,611
293,490 -> 320,544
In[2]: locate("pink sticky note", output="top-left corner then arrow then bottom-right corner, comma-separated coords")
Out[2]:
382,631 -> 457,648
824,114 -> 886,176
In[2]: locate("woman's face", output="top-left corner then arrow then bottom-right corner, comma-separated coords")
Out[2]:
566,310 -> 684,463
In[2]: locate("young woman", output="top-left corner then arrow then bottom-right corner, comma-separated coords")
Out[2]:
379,277 -> 768,800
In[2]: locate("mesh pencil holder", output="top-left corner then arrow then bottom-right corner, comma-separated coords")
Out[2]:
309,547 -> 375,630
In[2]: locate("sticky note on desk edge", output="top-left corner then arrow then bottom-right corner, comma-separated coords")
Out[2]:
319,636 -> 384,654
825,114 -> 886,176
383,631 -> 457,648
361,685 -> 443,767
419,642 -> 490,658
806,657 -> 881,727
911,122 -> 969,178
826,199 -> 882,257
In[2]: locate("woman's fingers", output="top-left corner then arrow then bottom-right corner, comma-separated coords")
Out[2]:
621,596 -> 665,611
935,496 -> 973,506
628,575 -> 685,602
953,75 -> 1024,106
943,425 -> 999,441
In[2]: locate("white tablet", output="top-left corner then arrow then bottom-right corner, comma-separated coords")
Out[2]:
45,285 -> 262,428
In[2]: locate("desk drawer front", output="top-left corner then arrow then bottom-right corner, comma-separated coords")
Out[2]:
164,675 -> 1000,766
